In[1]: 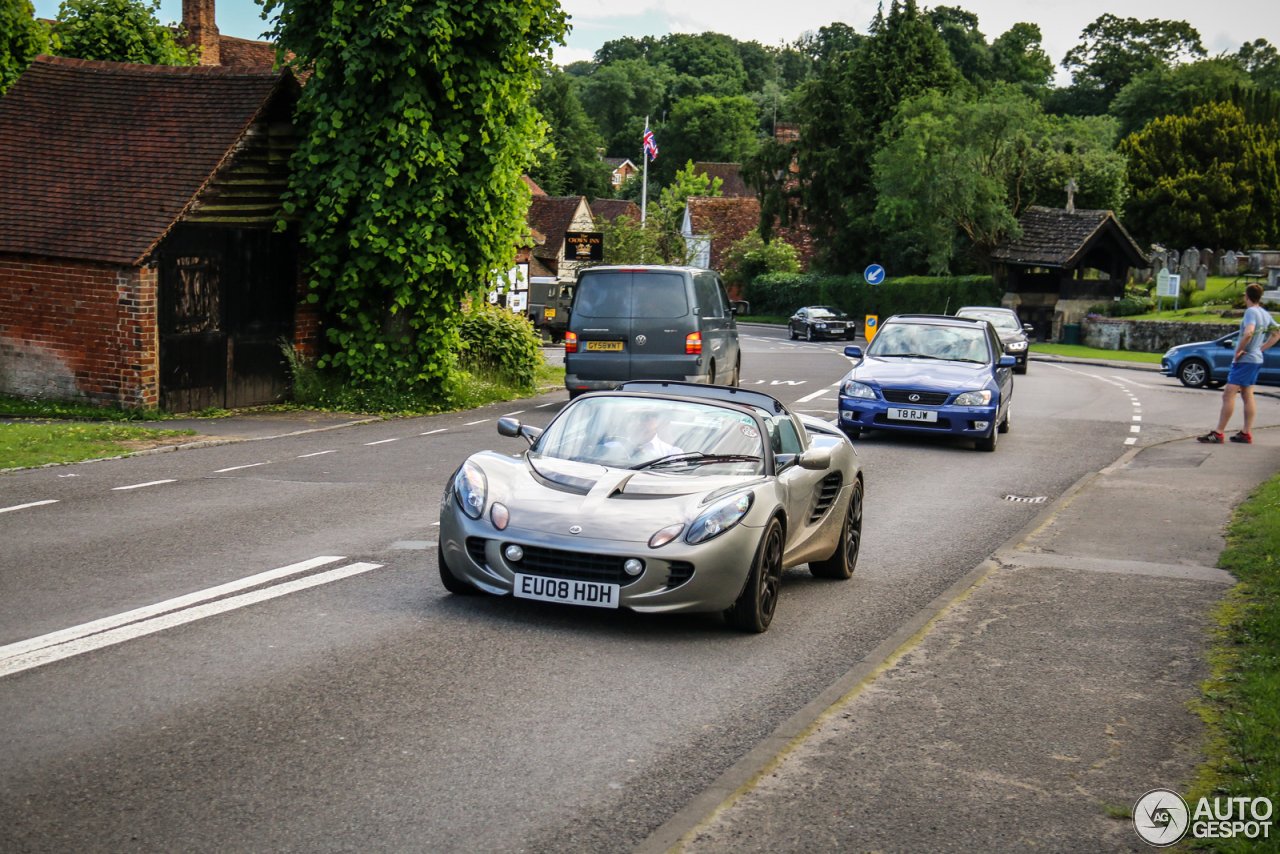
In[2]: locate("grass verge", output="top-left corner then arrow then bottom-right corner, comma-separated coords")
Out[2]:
736,315 -> 790,325
0,395 -> 231,421
1030,344 -> 1164,364
0,423 -> 197,469
1186,474 -> 1280,851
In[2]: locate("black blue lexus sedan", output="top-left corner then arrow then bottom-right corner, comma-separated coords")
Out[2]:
836,315 -> 1016,451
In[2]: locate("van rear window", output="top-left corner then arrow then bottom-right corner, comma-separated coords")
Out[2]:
575,272 -> 688,319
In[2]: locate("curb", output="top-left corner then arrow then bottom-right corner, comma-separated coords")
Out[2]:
632,465 -> 1107,854
1028,353 -> 1163,372
0,417 -> 383,475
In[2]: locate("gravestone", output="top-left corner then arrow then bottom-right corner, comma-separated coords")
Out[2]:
1197,264 -> 1208,290
1202,248 -> 1216,276
1151,249 -> 1167,274
1168,249 -> 1180,272
1223,251 -> 1239,276
1250,251 -> 1264,272
1183,247 -> 1200,274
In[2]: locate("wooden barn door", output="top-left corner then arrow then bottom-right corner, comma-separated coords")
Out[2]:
159,225 -> 297,412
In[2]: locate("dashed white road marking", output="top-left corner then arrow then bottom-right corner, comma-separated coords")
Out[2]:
1125,438 -> 1137,445
215,462 -> 266,473
365,438 -> 399,446
0,499 -> 58,515
504,411 -> 525,416
298,450 -> 337,458
1130,425 -> 1141,433
0,559 -> 382,679
112,480 -> 175,491
421,429 -> 448,435
0,556 -> 344,663
1133,415 -> 1142,421
464,419 -> 490,426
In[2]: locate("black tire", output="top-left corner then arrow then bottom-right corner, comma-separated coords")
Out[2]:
845,331 -> 856,341
725,517 -> 785,633
975,423 -> 999,451
789,324 -> 799,340
1178,358 -> 1210,388
806,326 -> 814,342
810,479 -> 863,580
731,355 -> 742,387
998,407 -> 1011,434
439,543 -> 483,595
1014,364 -> 1027,375
707,360 -> 716,386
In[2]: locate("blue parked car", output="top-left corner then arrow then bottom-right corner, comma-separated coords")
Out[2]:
1161,331 -> 1280,388
836,314 -> 1017,451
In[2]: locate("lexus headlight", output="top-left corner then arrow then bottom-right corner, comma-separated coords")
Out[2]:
954,390 -> 992,406
453,460 -> 487,519
686,492 -> 754,545
1006,341 -> 1028,351
841,380 -> 876,400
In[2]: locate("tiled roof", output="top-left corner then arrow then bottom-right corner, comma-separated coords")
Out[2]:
526,196 -> 587,258
686,197 -> 813,270
602,157 -> 635,169
218,35 -> 277,67
0,55 -> 287,266
529,255 -> 556,278
990,206 -> 1148,268
522,174 -> 547,196
692,162 -> 754,199
590,198 -> 640,224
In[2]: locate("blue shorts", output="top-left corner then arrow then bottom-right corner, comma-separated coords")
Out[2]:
1227,361 -> 1262,387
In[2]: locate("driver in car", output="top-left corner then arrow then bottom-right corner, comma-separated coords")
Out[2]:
608,408 -> 683,459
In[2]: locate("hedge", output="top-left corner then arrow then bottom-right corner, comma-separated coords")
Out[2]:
744,273 -> 1002,320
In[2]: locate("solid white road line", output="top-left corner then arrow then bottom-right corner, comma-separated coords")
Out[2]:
464,419 -> 490,425
215,462 -> 266,473
112,480 -> 176,491
0,499 -> 58,515
0,556 -> 346,664
421,428 -> 448,435
365,438 -> 399,445
298,450 -> 337,458
0,561 -> 382,679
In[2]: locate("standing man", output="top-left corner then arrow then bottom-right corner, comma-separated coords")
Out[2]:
1199,283 -> 1280,444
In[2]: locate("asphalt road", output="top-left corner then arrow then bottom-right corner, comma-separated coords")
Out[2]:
2,325 -> 1275,854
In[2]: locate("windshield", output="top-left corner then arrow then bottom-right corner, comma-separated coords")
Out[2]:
534,396 -> 765,474
574,271 -> 689,319
957,309 -> 1020,330
809,307 -> 846,319
868,323 -> 991,362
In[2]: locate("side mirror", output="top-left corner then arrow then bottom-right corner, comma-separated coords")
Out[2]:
845,346 -> 863,358
497,417 -> 522,438
774,453 -> 797,471
520,425 -> 543,443
1222,340 -> 1235,348
999,355 -> 1017,368
797,447 -> 833,470
1023,323 -> 1034,333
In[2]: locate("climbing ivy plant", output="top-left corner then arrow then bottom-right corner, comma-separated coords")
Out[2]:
266,0 -> 568,395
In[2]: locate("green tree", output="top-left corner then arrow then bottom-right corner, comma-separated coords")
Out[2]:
265,0 -> 567,394
655,32 -> 749,102
1109,58 -> 1251,137
750,0 -> 960,273
928,6 -> 990,85
578,58 -> 672,154
659,95 -> 758,183
1024,115 -> 1128,212
1119,102 -> 1280,247
1,0 -> 49,94
989,23 -> 1053,92
1230,39 -> 1280,91
873,85 -> 1042,273
721,229 -> 800,290
1060,14 -> 1205,112
647,160 -> 723,264
528,67 -> 612,198
53,0 -> 198,65
794,23 -> 863,72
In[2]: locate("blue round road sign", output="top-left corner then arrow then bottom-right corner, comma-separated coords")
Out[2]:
864,264 -> 886,285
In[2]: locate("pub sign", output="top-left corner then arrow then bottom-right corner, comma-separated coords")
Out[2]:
565,231 -> 604,262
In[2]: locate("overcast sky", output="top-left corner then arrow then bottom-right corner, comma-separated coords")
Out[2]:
33,0 -> 1280,86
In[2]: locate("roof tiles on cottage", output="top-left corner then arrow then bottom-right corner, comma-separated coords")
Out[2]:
589,198 -> 640,224
692,162 -> 754,199
990,205 -> 1148,268
686,196 -> 813,270
0,55 -> 287,266
526,196 -> 587,259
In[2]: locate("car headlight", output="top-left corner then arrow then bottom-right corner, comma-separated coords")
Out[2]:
686,492 -> 754,545
816,323 -> 827,328
1006,341 -> 1027,351
841,380 -> 876,399
453,460 -> 487,519
954,390 -> 992,406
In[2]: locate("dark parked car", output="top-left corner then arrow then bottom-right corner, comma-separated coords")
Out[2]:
789,306 -> 856,341
836,314 -> 1016,451
1161,331 -> 1280,388
564,266 -> 741,398
954,306 -> 1032,374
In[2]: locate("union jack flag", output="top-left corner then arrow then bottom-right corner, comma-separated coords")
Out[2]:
643,123 -> 658,161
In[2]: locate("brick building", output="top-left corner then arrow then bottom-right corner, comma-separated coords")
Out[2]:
0,55 -> 312,411
681,197 -> 814,297
181,0 -> 277,67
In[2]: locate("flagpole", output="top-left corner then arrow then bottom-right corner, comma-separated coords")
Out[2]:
640,114 -> 649,229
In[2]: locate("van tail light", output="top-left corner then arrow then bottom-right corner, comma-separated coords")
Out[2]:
686,332 -> 702,354
564,331 -> 578,354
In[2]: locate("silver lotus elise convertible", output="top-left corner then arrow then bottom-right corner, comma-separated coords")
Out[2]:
438,381 -> 864,632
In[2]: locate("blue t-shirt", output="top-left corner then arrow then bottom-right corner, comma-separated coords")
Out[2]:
1239,305 -> 1277,364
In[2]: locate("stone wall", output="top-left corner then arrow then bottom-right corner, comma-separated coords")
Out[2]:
1082,318 -> 1234,353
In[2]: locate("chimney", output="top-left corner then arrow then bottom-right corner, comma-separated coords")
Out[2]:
183,0 -> 220,66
